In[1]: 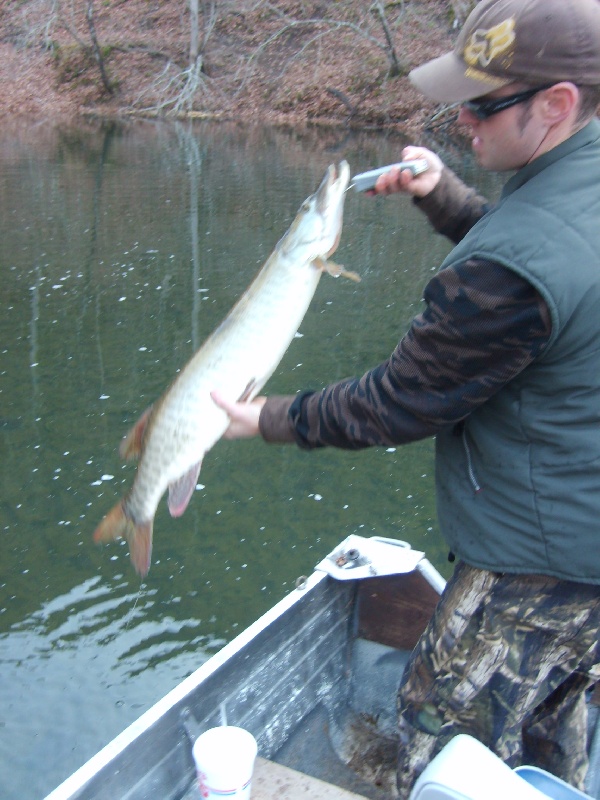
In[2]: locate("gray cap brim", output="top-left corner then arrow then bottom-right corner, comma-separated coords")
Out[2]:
409,51 -> 510,104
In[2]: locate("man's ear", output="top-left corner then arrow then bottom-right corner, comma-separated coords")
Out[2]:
541,82 -> 580,124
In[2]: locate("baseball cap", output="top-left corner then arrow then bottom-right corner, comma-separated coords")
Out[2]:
410,0 -> 600,103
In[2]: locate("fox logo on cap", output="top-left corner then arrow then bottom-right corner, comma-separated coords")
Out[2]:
463,17 -> 516,70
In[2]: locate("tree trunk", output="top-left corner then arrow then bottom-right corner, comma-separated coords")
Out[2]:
372,1 -> 404,77
86,0 -> 113,94
189,0 -> 199,67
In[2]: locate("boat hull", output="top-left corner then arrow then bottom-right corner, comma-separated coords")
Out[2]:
44,540 -> 443,800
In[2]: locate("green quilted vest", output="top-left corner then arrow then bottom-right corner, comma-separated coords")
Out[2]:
435,119 -> 600,582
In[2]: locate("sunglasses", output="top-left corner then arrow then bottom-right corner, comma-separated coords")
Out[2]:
462,84 -> 553,120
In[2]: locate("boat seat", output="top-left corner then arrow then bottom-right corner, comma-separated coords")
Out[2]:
252,757 -> 370,800
408,735 -> 593,800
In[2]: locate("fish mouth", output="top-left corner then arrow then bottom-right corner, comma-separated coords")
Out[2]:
315,161 -> 350,214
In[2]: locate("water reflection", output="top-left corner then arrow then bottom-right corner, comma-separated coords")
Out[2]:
0,119 -> 501,799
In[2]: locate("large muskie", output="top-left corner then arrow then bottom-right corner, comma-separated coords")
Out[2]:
94,161 -> 353,576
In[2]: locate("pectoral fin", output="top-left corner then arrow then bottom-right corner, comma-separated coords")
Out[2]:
314,257 -> 361,283
120,405 -> 153,461
168,460 -> 203,518
238,378 -> 258,403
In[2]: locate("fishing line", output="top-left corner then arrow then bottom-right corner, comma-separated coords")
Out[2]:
124,576 -> 145,633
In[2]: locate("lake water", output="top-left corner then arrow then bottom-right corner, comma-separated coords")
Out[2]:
0,119 -> 500,799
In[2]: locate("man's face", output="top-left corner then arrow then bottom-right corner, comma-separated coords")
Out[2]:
457,84 -> 549,171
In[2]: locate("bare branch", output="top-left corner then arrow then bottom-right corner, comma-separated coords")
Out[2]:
235,15 -> 402,96
85,0 -> 113,94
200,0 -> 218,54
132,57 -> 216,116
127,0 -> 223,116
371,0 -> 404,77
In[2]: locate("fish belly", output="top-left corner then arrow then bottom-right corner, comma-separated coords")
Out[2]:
125,262 -> 322,523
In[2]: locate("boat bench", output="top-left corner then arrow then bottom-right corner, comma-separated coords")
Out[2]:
252,758 -> 369,800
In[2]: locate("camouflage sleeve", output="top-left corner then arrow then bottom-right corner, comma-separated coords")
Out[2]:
259,259 -> 552,449
415,167 -> 492,243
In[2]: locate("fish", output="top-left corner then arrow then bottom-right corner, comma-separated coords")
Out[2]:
93,161 -> 354,577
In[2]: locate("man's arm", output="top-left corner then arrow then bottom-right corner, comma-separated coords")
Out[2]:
257,260 -> 551,449
414,168 -> 491,243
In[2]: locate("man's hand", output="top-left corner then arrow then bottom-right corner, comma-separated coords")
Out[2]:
211,391 -> 266,440
373,146 -> 444,199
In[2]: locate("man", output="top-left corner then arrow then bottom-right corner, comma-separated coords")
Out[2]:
213,0 -> 600,794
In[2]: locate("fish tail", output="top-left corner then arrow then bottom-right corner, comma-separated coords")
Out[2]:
93,502 -> 154,577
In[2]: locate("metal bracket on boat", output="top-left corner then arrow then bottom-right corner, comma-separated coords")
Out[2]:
315,534 -> 425,581
181,707 -> 203,746
295,575 -> 309,591
332,546 -> 372,571
182,699 -> 233,747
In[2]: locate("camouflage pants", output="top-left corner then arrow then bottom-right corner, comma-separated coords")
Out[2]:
396,561 -> 600,798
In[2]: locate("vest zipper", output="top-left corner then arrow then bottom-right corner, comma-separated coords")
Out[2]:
462,429 -> 482,493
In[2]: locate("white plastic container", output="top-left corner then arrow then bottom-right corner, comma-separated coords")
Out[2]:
192,726 -> 257,800
409,735 -> 550,800
515,766 -> 593,800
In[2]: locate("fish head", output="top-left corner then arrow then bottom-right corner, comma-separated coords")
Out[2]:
280,161 -> 350,262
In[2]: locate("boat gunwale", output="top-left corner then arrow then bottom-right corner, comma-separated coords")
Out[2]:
44,570 -> 330,800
